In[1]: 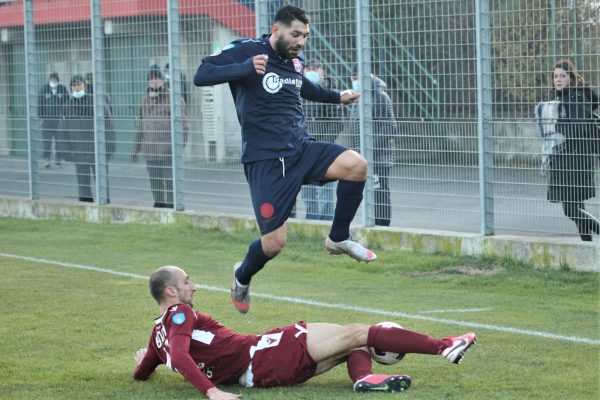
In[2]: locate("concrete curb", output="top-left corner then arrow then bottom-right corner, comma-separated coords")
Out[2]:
0,197 -> 597,272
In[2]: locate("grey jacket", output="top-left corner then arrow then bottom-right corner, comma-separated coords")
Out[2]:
134,88 -> 189,162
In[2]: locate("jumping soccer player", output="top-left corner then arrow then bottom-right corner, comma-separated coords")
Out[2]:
194,5 -> 376,314
133,266 -> 478,399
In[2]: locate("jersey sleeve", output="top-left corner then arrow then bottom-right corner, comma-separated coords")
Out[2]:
300,77 -> 341,104
133,340 -> 162,381
193,40 -> 257,86
169,333 -> 216,394
166,304 -> 197,337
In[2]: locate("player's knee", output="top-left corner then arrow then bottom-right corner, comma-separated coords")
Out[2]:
349,153 -> 368,180
345,323 -> 369,345
262,236 -> 286,257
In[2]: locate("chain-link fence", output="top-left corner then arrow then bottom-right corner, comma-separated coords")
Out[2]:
0,0 -> 598,239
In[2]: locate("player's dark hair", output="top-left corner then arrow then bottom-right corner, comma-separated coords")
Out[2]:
274,5 -> 310,26
149,267 -> 177,304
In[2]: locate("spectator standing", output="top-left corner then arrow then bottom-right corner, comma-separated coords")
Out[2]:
132,65 -> 189,209
349,71 -> 397,226
545,59 -> 600,241
38,72 -> 68,168
302,63 -> 344,220
62,74 -> 115,203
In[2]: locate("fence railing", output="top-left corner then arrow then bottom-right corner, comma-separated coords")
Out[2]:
0,0 -> 598,240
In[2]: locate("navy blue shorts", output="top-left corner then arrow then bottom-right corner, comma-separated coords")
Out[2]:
244,140 -> 347,234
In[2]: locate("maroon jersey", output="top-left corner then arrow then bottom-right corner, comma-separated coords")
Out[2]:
134,303 -> 259,393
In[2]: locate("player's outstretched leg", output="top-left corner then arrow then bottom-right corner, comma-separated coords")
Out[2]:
441,332 -> 477,364
231,262 -> 250,314
353,374 -> 412,393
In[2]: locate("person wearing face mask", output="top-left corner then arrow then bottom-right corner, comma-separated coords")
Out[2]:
301,63 -> 344,220
61,74 -> 116,203
540,59 -> 600,241
38,72 -> 69,168
132,64 -> 189,209
349,69 -> 397,227
194,5 -> 375,316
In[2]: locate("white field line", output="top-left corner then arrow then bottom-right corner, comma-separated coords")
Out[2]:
2,252 -> 599,346
417,308 -> 493,314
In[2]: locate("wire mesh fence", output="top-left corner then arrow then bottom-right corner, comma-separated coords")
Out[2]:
0,0 -> 598,239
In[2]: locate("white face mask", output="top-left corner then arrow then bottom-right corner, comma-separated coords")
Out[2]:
305,71 -> 322,84
352,80 -> 361,92
164,74 -> 170,81
72,90 -> 85,99
49,81 -> 58,88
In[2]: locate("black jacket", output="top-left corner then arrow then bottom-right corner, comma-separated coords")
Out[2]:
348,77 -> 397,165
547,85 -> 599,202
62,94 -> 116,164
38,84 -> 69,119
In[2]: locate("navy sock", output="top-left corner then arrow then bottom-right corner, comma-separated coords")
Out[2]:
235,239 -> 272,285
329,180 -> 365,242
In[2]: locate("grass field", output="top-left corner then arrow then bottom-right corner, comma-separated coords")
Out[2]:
0,217 -> 598,400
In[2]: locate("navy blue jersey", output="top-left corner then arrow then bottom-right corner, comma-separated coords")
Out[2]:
194,34 -> 341,163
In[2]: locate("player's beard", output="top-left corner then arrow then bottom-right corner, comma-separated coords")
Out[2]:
275,35 -> 300,59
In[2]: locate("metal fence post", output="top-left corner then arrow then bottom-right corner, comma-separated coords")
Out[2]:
476,0 -> 494,235
168,0 -> 184,211
23,0 -> 38,199
91,0 -> 108,205
356,0 -> 374,227
255,0 -> 270,37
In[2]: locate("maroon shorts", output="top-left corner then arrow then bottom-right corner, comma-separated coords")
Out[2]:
240,322 -> 317,388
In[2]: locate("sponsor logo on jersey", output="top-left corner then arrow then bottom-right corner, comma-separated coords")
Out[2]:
262,72 -> 302,94
172,312 -> 186,325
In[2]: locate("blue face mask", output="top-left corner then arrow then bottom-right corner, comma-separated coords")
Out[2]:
352,80 -> 361,92
72,90 -> 85,99
305,71 -> 322,84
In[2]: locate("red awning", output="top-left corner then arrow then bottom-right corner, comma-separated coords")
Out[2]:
0,0 -> 256,37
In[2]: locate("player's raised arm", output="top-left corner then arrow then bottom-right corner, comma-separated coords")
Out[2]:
193,58 -> 255,86
300,75 -> 341,104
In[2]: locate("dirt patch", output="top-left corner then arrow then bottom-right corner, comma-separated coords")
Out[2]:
408,266 -> 505,277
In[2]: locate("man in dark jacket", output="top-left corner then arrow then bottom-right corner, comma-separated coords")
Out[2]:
38,72 -> 69,168
62,74 -> 115,203
349,72 -> 397,226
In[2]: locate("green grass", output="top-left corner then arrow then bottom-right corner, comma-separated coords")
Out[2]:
0,217 -> 598,399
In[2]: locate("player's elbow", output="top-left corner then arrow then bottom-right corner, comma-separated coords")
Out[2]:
193,71 -> 206,87
133,368 -> 153,381
193,64 -> 212,87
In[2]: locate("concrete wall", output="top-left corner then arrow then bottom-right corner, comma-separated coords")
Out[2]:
0,196 -> 597,272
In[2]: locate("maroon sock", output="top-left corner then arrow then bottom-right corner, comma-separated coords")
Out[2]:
347,349 -> 373,382
367,325 -> 451,355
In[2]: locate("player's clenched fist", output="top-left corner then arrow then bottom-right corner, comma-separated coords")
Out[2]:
252,54 -> 269,75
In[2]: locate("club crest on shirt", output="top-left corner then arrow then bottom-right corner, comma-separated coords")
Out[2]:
292,58 -> 302,73
172,312 -> 186,325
